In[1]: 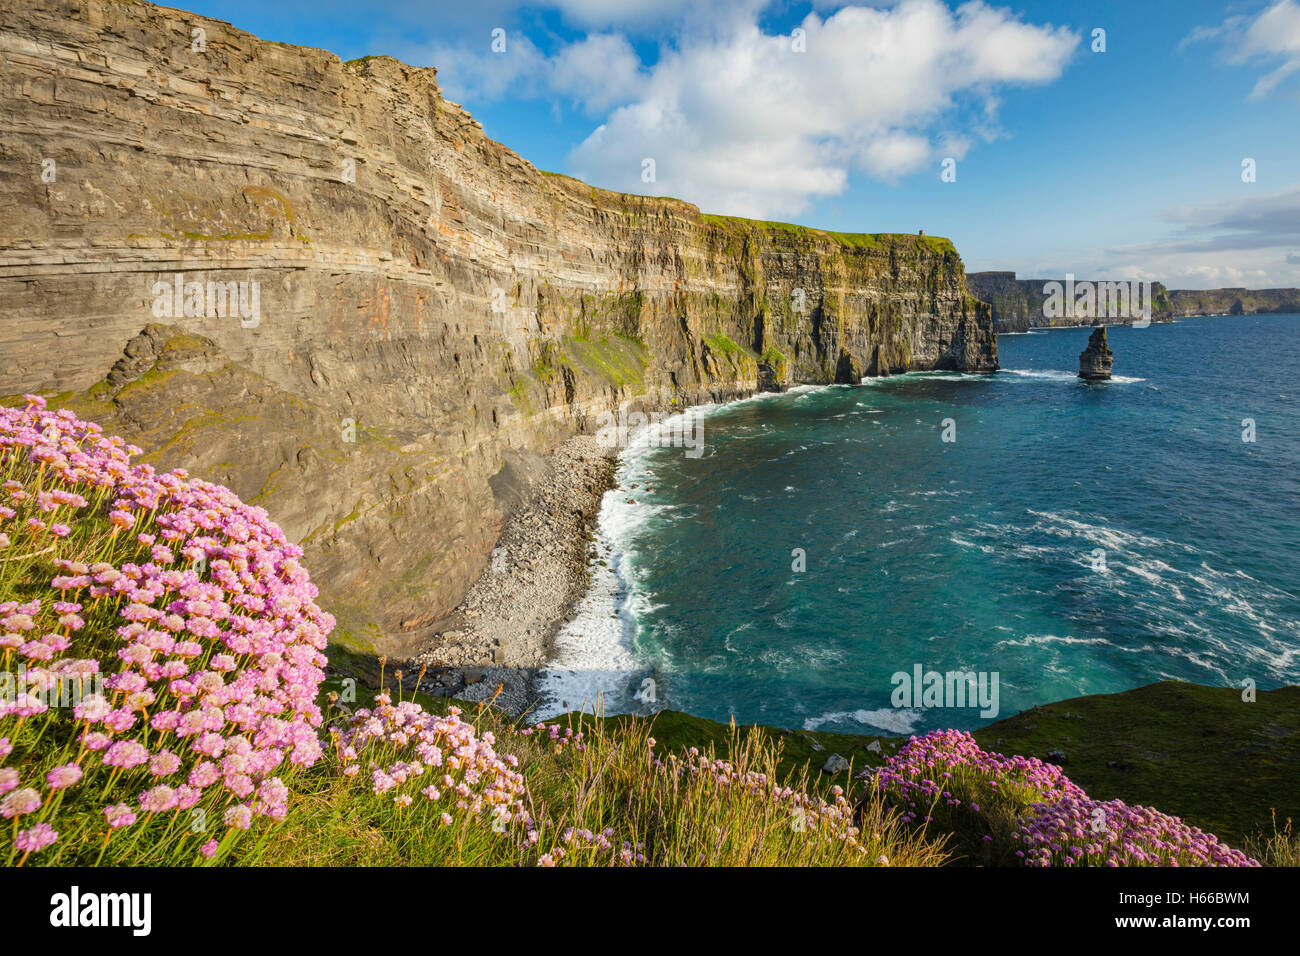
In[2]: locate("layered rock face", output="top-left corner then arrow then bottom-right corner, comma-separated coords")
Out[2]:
0,0 -> 996,657
1078,327 -> 1114,380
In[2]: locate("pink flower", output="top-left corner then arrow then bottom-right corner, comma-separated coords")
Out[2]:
1,787 -> 42,818
224,804 -> 253,830
102,740 -> 149,769
0,401 -> 336,852
14,822 -> 58,854
104,803 -> 137,829
187,761 -> 220,789
149,751 -> 182,776
200,839 -> 219,858
46,763 -> 83,790
139,785 -> 178,814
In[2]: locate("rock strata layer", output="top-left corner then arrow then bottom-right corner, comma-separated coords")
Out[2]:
0,0 -> 996,657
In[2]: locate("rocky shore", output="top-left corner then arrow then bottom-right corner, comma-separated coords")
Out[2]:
405,435 -> 618,716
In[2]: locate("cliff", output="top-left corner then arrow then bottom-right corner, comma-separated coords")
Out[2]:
968,272 -> 1300,330
0,0 -> 996,658
966,272 -> 1173,332
1161,287 -> 1300,318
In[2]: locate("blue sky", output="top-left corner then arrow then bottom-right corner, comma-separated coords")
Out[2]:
182,0 -> 1300,288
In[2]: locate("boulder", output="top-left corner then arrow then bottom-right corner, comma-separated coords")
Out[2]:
821,753 -> 850,774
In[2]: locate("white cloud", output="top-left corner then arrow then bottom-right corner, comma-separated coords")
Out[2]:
567,0 -> 1078,218
549,0 -> 756,29
420,32 -> 550,102
990,187 -> 1300,288
416,1 -> 1075,218
1185,0 -> 1300,99
549,34 -> 647,112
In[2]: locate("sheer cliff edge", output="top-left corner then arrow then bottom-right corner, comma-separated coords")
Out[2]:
0,0 -> 996,657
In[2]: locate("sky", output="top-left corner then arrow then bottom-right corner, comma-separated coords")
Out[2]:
181,0 -> 1300,289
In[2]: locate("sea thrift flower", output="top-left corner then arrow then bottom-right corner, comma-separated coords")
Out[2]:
1017,795 -> 1258,868
46,764 -> 83,790
149,751 -> 182,776
102,740 -> 150,770
14,823 -> 58,854
139,785 -> 178,814
0,399 -> 334,859
1,788 -> 42,818
104,803 -> 137,829
224,804 -> 253,830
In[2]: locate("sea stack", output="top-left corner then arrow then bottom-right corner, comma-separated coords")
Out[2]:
1078,325 -> 1114,380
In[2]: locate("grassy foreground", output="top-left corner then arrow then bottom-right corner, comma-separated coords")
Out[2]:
527,681 -> 1299,850
0,396 -> 1293,867
288,672 -> 1298,867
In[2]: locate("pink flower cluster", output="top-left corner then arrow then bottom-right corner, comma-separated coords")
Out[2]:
0,398 -> 333,859
671,746 -> 862,844
870,728 -> 1084,824
1015,795 -> 1259,867
872,730 -> 1257,867
518,722 -> 587,752
333,696 -> 526,827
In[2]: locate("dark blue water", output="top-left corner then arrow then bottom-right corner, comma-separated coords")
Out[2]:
573,315 -> 1300,733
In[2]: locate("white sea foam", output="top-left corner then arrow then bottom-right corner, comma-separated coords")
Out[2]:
1003,368 -> 1146,384
803,707 -> 924,734
537,384 -> 839,719
533,505 -> 640,721
859,371 -> 991,385
998,633 -> 1124,649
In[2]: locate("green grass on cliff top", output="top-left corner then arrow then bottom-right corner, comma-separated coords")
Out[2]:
537,169 -> 955,255
622,682 -> 1299,847
327,676 -> 1297,849
699,212 -> 957,255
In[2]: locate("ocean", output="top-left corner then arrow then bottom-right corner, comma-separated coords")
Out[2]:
537,314 -> 1300,734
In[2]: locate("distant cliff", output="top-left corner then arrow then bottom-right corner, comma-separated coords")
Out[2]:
966,272 -> 1173,332
0,0 -> 995,658
1161,288 -> 1300,318
968,272 -> 1300,332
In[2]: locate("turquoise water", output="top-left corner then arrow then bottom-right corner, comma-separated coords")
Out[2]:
550,314 -> 1300,733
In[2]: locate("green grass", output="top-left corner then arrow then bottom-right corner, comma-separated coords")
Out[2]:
971,681 -> 1300,846
699,213 -> 956,256
703,332 -> 743,356
515,681 -> 1300,859
248,691 -> 947,867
